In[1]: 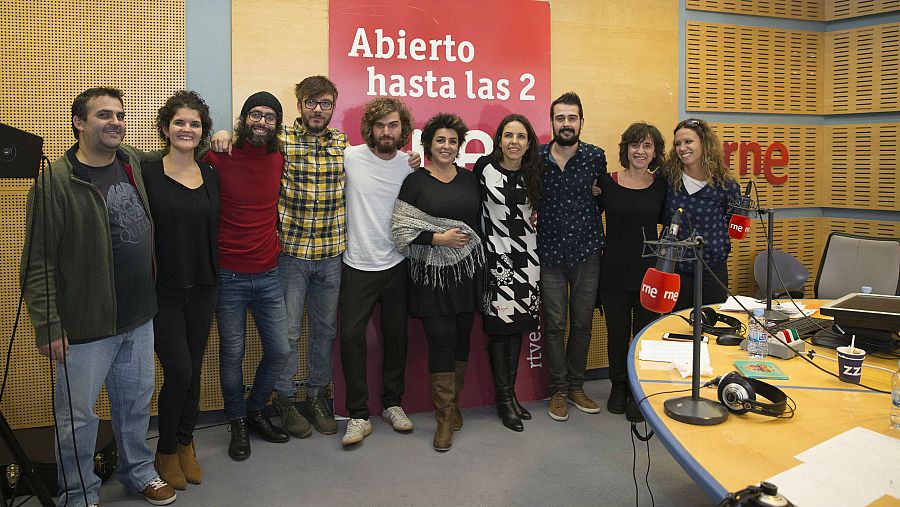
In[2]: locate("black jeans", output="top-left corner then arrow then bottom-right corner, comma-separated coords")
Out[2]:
672,261 -> 729,312
600,290 -> 657,383
338,263 -> 408,420
153,284 -> 217,454
420,313 -> 474,373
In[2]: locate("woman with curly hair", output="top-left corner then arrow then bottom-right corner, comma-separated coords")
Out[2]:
142,90 -> 219,489
473,114 -> 542,432
663,118 -> 740,311
391,112 -> 483,451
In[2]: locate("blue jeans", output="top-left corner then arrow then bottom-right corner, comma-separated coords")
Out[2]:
54,319 -> 157,506
276,254 -> 341,398
540,252 -> 601,394
217,267 -> 291,420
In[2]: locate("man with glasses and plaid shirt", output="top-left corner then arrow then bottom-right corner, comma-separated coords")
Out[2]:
272,76 -> 348,436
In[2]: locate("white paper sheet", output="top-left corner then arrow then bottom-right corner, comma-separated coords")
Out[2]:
765,427 -> 900,506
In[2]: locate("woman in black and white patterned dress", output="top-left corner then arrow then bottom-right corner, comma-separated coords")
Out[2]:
473,114 -> 543,432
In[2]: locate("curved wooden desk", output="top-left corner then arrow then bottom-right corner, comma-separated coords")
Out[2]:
628,301 -> 899,505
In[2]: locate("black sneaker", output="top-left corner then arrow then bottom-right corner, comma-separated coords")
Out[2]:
302,395 -> 338,435
228,418 -> 250,461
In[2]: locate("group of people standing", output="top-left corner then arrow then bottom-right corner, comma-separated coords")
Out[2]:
21,78 -> 740,506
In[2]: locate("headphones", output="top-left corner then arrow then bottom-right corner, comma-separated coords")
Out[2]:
712,372 -> 793,418
678,307 -> 747,336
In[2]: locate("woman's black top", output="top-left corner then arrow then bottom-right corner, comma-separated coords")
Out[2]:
598,172 -> 667,293
397,166 -> 482,317
142,159 -> 220,290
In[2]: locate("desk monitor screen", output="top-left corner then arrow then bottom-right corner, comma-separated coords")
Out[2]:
819,293 -> 900,332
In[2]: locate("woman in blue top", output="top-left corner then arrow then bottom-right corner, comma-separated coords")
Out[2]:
663,118 -> 740,311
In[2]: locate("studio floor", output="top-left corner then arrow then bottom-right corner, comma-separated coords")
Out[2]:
24,379 -> 709,506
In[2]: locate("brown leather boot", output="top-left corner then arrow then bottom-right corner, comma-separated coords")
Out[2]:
177,441 -> 202,485
430,372 -> 456,452
155,451 -> 186,490
451,361 -> 467,431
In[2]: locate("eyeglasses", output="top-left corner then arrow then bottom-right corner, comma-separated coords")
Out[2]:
248,111 -> 277,124
304,99 -> 334,111
681,119 -> 702,128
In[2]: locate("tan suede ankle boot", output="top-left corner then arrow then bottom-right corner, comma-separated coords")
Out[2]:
155,452 -> 186,490
177,441 -> 202,485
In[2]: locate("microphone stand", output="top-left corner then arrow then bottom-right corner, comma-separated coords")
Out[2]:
663,237 -> 728,426
758,208 -> 789,322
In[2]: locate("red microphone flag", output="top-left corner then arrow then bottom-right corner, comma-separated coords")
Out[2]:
640,268 -> 681,313
728,214 -> 751,239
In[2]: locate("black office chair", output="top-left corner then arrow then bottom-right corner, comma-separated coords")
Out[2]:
754,250 -> 810,299
814,232 -> 900,299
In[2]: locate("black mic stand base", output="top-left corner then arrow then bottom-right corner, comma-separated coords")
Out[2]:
663,239 -> 728,427
762,308 -> 790,323
664,396 -> 728,426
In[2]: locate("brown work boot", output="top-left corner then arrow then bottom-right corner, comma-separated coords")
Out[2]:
548,391 -> 569,421
176,441 -> 202,485
568,388 -> 601,414
430,372 -> 456,451
140,476 -> 176,505
451,361 -> 467,431
154,452 -> 185,491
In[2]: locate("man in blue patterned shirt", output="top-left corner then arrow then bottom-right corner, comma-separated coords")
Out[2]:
537,92 -> 607,422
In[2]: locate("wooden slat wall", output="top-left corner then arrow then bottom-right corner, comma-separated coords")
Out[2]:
825,123 -> 900,210
826,23 -> 900,114
827,0 -> 900,20
685,22 -> 822,114
686,0 -> 822,20
713,123 -> 821,207
686,0 -> 899,20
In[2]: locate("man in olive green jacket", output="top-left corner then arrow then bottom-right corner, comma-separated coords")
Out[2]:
20,87 -> 176,506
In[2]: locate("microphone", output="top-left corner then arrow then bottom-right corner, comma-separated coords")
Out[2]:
640,208 -> 684,313
728,181 -> 753,240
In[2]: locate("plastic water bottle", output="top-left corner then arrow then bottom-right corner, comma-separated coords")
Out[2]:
892,361 -> 900,430
748,308 -> 768,359
861,285 -> 873,295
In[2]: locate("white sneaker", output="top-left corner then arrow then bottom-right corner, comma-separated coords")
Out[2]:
341,418 -> 372,446
381,405 -> 413,431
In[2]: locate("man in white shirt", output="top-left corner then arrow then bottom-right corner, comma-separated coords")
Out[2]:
339,97 -> 416,445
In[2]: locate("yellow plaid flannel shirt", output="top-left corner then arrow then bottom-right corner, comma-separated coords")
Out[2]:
278,119 -> 349,260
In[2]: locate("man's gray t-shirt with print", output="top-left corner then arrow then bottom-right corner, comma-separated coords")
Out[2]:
79,157 -> 156,332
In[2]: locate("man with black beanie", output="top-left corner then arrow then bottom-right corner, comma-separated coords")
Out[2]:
202,91 -> 300,461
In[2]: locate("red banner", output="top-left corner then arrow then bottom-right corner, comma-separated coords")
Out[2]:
329,0 -> 551,162
328,0 -> 552,415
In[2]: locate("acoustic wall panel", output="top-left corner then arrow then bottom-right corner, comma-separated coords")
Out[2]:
686,22 -> 822,114
0,1 -> 186,429
825,123 -> 900,210
826,24 -> 900,114
686,0 -> 822,20
713,123 -> 822,208
827,0 -> 900,20
686,0 -> 898,20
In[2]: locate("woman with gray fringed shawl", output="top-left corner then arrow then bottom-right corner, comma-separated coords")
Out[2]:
391,112 -> 483,453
